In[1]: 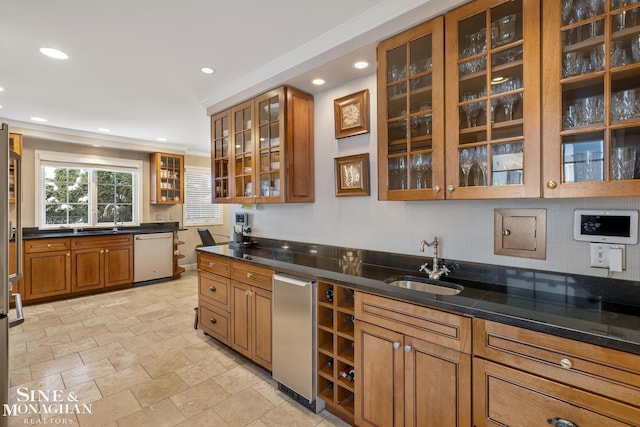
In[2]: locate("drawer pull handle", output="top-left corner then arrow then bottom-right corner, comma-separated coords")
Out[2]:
404,345 -> 412,353
209,262 -> 215,267
246,272 -> 253,278
560,358 -> 573,369
48,244 -> 52,248
392,342 -> 400,350
547,417 -> 578,427
209,286 -> 216,292
210,318 -> 217,324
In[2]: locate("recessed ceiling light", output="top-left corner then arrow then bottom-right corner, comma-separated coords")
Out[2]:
92,144 -> 101,147
0,105 -> 3,109
97,128 -> 111,132
201,67 -> 215,74
39,47 -> 69,60
30,117 -> 47,122
156,137 -> 167,142
353,61 -> 369,69
0,87 -> 4,92
312,78 -> 325,86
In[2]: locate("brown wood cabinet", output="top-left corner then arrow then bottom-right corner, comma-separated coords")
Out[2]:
24,238 -> 72,300
354,292 -> 472,427
150,152 -> 184,204
210,85 -> 314,204
541,0 -> 640,198
377,17 -> 446,201
317,282 -> 355,424
173,232 -> 185,279
377,0 -> 541,200
230,261 -> 274,370
197,252 -> 232,345
70,235 -> 133,292
473,319 -> 640,425
9,133 -> 22,204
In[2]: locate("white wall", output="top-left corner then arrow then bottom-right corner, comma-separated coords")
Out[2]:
232,74 -> 640,282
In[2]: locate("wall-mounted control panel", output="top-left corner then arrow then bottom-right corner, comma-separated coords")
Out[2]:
573,209 -> 638,244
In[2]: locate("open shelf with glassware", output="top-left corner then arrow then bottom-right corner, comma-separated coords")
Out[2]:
150,153 -> 184,204
316,281 -> 355,425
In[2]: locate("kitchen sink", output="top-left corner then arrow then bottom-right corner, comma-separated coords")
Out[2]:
384,275 -> 463,295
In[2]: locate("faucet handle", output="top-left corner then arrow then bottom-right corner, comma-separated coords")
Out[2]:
419,263 -> 430,274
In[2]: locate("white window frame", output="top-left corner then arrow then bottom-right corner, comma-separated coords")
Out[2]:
183,166 -> 222,226
35,150 -> 143,229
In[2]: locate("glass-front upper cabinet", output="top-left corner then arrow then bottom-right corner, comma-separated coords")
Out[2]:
542,0 -> 640,197
231,100 -> 254,202
211,110 -> 230,202
377,17 -> 445,201
445,0 -> 541,199
255,89 -> 285,203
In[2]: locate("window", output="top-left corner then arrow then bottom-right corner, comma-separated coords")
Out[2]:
36,151 -> 142,229
184,167 -> 222,225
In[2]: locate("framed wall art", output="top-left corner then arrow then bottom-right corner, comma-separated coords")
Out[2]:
334,89 -> 370,139
335,153 -> 370,197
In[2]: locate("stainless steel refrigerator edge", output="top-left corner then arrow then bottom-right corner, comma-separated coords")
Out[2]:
271,274 -> 322,412
1,124 -> 25,427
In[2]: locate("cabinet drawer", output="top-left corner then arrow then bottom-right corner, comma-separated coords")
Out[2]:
355,292 -> 471,353
71,234 -> 133,249
473,358 -> 640,426
197,252 -> 230,277
198,303 -> 230,346
199,271 -> 230,310
24,238 -> 71,253
473,319 -> 640,408
231,261 -> 273,291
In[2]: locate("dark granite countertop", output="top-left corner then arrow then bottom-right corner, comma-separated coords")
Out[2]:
22,222 -> 180,240
198,238 -> 640,355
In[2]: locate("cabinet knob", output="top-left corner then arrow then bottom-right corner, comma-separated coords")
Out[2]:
100,250 -> 104,253
503,229 -> 511,236
447,185 -> 455,192
433,185 -> 441,193
210,317 -> 217,324
66,253 -> 70,257
546,180 -> 558,189
47,244 -> 52,248
547,417 -> 578,427
404,345 -> 412,353
209,286 -> 216,292
559,358 -> 573,369
105,249 -> 109,253
392,342 -> 400,350
209,262 -> 215,267
246,272 -> 253,278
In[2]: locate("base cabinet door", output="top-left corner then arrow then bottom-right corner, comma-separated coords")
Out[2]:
355,321 -> 405,427
72,247 -> 103,291
405,336 -> 471,427
252,287 -> 272,371
24,251 -> 71,299
103,245 -> 133,287
473,358 -> 640,426
231,281 -> 252,359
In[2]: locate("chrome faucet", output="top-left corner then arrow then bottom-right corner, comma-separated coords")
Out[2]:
419,237 -> 450,280
103,203 -> 119,231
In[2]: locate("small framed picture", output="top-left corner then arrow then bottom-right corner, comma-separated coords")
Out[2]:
335,153 -> 370,197
334,89 -> 370,139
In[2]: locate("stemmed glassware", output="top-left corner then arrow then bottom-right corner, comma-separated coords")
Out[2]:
411,153 -> 431,189
390,157 -> 407,189
476,146 -> 488,185
459,148 -> 476,186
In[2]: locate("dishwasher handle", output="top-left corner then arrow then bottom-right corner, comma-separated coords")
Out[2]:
273,273 -> 315,288
135,234 -> 173,240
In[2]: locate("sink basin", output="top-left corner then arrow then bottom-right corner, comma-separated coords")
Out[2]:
384,275 -> 463,296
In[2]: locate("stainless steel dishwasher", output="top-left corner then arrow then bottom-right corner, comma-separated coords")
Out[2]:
272,274 -> 323,412
133,232 -> 174,283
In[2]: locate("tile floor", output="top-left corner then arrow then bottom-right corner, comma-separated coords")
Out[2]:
7,271 -> 349,427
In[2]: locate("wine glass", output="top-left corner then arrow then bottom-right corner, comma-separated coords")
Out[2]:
476,146 -> 488,185
411,153 -> 429,189
390,157 -> 407,189
490,98 -> 500,123
459,148 -> 475,186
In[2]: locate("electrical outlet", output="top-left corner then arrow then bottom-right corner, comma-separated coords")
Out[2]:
589,243 -> 626,270
155,213 -> 164,221
169,214 -> 174,220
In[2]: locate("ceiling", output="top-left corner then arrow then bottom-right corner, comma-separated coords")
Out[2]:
0,0 -> 462,155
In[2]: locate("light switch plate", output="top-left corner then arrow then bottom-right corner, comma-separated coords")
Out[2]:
589,243 -> 626,270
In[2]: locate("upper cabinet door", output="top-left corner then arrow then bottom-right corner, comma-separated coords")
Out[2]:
211,109 -> 231,203
378,17 -> 446,201
254,88 -> 286,203
542,0 -> 640,197
445,0 -> 541,199
150,153 -> 184,204
230,99 -> 256,204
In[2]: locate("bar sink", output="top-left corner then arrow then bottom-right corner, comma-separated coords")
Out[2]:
384,275 -> 463,296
